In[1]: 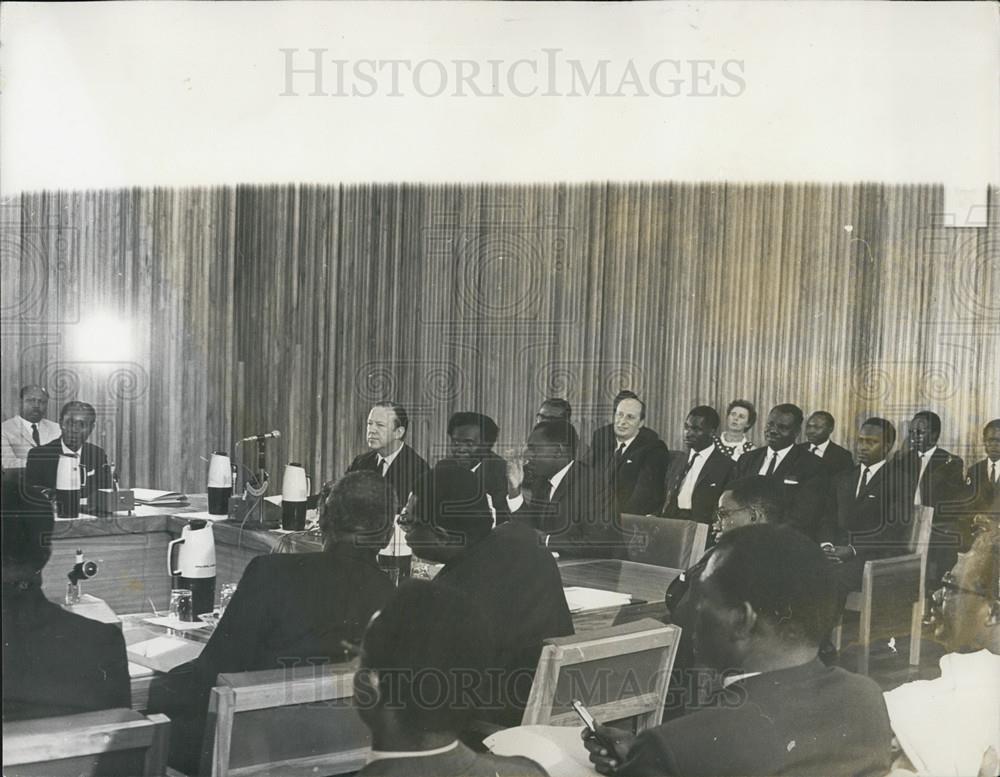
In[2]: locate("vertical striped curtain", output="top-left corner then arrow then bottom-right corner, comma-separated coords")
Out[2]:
1,184 -> 996,493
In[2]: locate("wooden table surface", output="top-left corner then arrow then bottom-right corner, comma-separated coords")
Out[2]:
557,558 -> 681,631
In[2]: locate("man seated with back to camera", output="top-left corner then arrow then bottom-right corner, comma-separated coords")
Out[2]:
587,524 -> 893,777
354,579 -> 548,777
148,471 -> 397,774
502,419 -> 624,559
2,472 -> 130,720
439,411 -> 508,522
661,476 -> 789,721
401,464 -> 573,727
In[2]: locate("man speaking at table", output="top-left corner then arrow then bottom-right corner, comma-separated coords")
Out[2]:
25,400 -> 110,502
348,401 -> 430,512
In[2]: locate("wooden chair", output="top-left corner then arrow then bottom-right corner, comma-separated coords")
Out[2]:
3,708 -> 170,777
521,618 -> 681,733
621,514 -> 709,570
201,664 -> 369,777
834,506 -> 934,674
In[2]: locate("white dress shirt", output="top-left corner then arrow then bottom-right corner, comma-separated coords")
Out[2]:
758,444 -> 794,476
808,439 -> 830,457
855,459 -> 886,497
914,445 -> 937,506
506,460 -> 574,513
376,444 -> 404,476
677,444 -> 715,510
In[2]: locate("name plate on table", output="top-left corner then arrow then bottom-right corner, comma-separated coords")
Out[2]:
93,489 -> 135,515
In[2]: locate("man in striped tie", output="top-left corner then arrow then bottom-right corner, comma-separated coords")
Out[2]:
0,385 -> 61,469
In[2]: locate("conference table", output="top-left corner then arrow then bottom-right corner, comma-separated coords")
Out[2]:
48,494 -> 681,711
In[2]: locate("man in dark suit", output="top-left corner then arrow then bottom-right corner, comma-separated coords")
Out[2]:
892,410 -> 966,586
402,466 -> 573,726
24,400 -> 111,504
347,401 -> 430,512
438,411 -> 508,522
661,406 -> 734,524
354,580 -> 547,777
588,394 -> 668,515
2,473 -> 130,720
965,418 -> 1000,516
504,419 -> 624,558
800,410 -> 854,475
588,390 -> 661,464
585,525 -> 893,777
149,471 -> 397,773
820,417 -> 905,590
734,403 -> 828,539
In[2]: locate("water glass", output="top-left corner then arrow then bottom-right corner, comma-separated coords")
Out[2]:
169,588 -> 194,622
219,582 -> 238,614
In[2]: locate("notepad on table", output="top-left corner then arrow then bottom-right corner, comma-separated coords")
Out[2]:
132,488 -> 189,507
127,635 -> 204,673
562,586 -> 633,613
486,725 -> 594,777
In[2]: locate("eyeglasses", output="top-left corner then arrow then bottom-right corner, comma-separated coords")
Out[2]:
933,572 -> 990,601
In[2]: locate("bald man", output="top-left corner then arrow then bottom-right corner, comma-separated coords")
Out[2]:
1,385 -> 61,469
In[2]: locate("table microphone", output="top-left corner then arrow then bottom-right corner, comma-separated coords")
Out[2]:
237,430 -> 281,444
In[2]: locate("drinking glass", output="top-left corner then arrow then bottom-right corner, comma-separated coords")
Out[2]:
169,588 -> 194,622
219,582 -> 238,614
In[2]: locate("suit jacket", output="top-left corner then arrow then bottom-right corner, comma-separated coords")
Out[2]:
619,659 -> 893,777
506,461 -> 624,559
149,542 -> 395,773
24,438 -> 110,501
358,742 -> 548,777
437,452 -> 509,522
2,580 -> 130,721
589,423 -> 661,462
821,464 -> 906,589
734,445 -> 829,539
591,430 -> 670,515
891,448 -> 966,517
347,444 -> 430,512
797,440 -> 854,475
1,416 -> 61,469
966,457 -> 1000,515
434,521 -> 574,725
660,448 -> 735,524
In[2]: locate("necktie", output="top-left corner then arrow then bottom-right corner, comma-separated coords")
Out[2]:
614,442 -> 626,464
856,467 -> 871,498
992,462 -> 997,484
661,452 -> 699,515
764,450 -> 778,476
810,444 -> 819,455
378,457 -> 387,477
31,423 -> 40,447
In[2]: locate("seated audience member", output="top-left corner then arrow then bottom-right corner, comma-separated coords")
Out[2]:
2,473 -> 130,720
715,399 -> 757,461
735,403 -> 828,538
440,411 -> 507,520
661,406 -> 734,524
503,419 -> 623,558
820,417 -> 906,590
965,419 -> 1000,516
799,410 -> 854,475
588,390 -> 661,463
149,472 -> 397,773
588,393 -> 668,515
534,397 -> 572,426
354,580 -> 548,777
1,384 -> 61,469
24,400 -> 111,503
883,519 -> 1000,777
588,525 -> 893,777
348,401 -> 430,511
402,465 -> 573,725
892,411 -> 966,589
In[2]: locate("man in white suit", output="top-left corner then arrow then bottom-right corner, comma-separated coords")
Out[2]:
1,385 -> 61,469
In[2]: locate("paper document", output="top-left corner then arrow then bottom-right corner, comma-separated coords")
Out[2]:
127,635 -> 203,673
133,488 -> 189,506
563,587 -> 633,613
143,616 -> 210,631
486,725 -> 596,777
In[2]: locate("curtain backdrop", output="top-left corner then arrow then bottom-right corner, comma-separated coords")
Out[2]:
2,184 -> 996,493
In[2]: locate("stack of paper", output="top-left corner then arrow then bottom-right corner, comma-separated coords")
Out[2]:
133,488 -> 189,507
486,725 -> 594,777
562,586 -> 633,613
127,635 -> 204,673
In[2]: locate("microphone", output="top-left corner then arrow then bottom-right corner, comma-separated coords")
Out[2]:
238,430 -> 281,444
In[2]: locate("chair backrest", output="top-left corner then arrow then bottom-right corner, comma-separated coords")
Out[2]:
521,618 -> 680,733
3,708 -> 169,777
202,664 -> 369,777
621,514 -> 708,569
